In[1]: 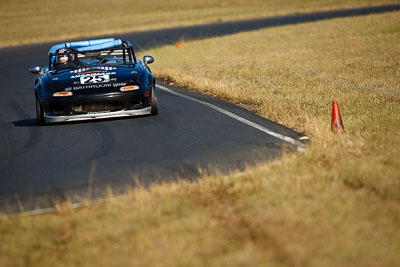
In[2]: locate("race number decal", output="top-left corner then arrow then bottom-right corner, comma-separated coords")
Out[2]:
80,75 -> 110,84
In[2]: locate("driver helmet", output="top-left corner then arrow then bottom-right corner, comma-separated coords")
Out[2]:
58,48 -> 69,64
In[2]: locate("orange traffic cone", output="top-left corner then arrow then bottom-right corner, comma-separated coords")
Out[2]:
331,101 -> 344,134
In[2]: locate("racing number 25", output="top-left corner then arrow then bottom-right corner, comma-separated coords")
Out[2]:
80,75 -> 110,84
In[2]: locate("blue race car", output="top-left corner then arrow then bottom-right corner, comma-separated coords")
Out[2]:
29,38 -> 158,125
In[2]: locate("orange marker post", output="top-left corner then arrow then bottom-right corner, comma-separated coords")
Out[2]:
331,101 -> 344,134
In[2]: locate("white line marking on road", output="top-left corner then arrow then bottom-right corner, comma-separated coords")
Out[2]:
9,85 -> 305,217
157,85 -> 305,150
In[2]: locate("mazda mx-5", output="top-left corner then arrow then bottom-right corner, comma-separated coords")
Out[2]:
29,38 -> 158,125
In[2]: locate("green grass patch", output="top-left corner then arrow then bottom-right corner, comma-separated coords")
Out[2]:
1,0 -> 399,47
1,9 -> 400,267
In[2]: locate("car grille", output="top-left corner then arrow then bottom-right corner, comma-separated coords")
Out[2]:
71,102 -> 124,114
45,94 -> 148,116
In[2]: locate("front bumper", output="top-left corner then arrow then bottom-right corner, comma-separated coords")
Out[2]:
44,107 -> 151,123
41,91 -> 151,123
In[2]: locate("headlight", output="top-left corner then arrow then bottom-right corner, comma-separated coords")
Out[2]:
53,91 -> 73,97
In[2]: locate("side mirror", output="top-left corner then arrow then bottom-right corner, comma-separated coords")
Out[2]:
29,65 -> 41,74
143,55 -> 154,65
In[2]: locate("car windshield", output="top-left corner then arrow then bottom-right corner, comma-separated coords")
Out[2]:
51,48 -> 133,71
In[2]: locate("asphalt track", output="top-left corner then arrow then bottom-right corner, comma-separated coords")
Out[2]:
1,4 -> 399,213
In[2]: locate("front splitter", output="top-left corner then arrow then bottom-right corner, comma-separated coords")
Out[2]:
43,107 -> 152,123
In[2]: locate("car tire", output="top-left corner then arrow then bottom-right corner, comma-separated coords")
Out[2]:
150,84 -> 158,115
36,95 -> 45,125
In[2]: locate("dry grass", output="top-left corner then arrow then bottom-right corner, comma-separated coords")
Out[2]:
146,11 -> 400,132
1,10 -> 400,267
1,0 -> 399,47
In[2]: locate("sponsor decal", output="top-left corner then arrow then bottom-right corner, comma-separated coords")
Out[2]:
70,67 -> 117,74
71,71 -> 116,79
112,82 -> 127,87
70,84 -> 113,90
64,82 -> 127,91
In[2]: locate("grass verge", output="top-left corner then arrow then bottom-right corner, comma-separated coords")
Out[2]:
1,0 -> 399,48
1,10 -> 400,267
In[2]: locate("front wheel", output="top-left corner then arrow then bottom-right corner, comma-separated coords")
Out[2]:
36,95 -> 45,125
150,85 -> 158,115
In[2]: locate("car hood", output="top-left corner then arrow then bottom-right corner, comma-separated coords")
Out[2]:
46,66 -> 142,93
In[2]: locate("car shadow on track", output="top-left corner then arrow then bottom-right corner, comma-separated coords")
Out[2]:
12,119 -> 37,127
